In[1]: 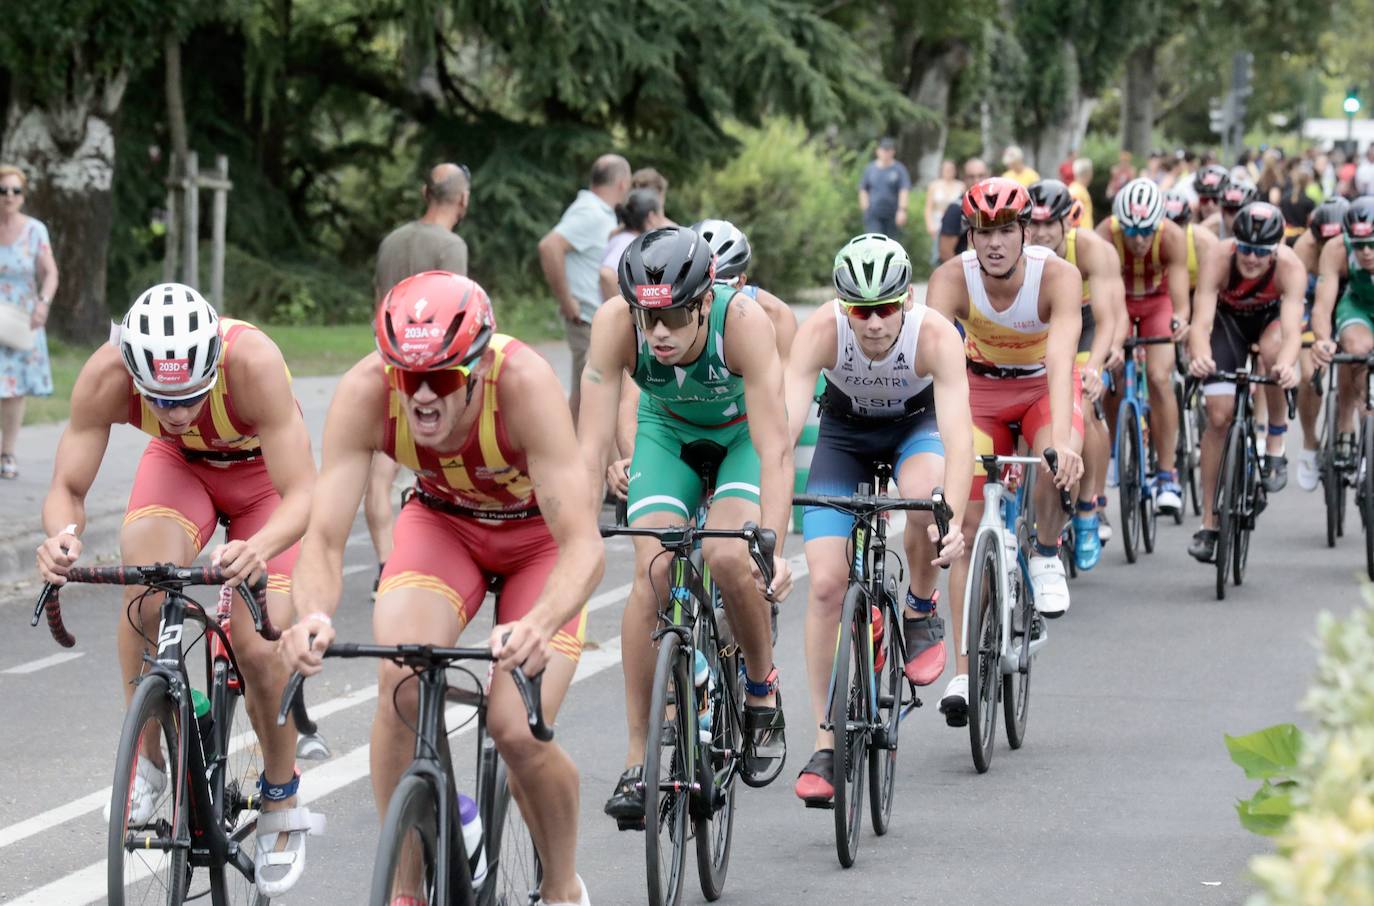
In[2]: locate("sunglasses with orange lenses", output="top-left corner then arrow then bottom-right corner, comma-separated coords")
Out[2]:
388,364 -> 472,398
840,299 -> 904,319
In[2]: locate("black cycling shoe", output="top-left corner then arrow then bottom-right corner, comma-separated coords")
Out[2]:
1261,455 -> 1288,493
604,765 -> 645,830
1188,529 -> 1219,563
740,667 -> 786,788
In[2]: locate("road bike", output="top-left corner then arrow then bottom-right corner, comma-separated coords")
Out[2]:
601,440 -> 776,906
1174,345 -> 1204,518
962,448 -> 1070,774
1319,353 -> 1374,577
793,464 -> 950,867
1113,336 -> 1176,562
33,564 -> 303,906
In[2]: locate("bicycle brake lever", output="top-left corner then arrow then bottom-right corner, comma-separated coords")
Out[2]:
511,668 -> 554,742
277,671 -> 306,727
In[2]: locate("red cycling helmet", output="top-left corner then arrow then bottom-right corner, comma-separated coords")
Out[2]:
962,177 -> 1033,230
376,271 -> 495,372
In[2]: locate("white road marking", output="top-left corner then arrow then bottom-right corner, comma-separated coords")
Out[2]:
1,651 -> 85,675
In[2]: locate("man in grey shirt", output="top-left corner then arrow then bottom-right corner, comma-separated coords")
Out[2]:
366,162 -> 471,590
858,137 -> 912,239
539,154 -> 631,422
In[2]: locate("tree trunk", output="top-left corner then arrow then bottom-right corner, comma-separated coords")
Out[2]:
2,72 -> 127,344
165,37 -> 189,163
1026,41 -> 1095,175
898,39 -> 970,185
1119,44 -> 1156,158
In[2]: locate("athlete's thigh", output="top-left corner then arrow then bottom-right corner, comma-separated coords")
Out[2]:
1256,314 -> 1286,363
378,500 -> 488,636
802,417 -> 871,543
214,458 -> 299,596
487,518 -> 589,664
122,440 -> 217,560
626,415 -> 705,524
893,411 -> 946,497
1022,375 -> 1084,452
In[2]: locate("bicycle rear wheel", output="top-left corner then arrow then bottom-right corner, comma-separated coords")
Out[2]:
480,753 -> 541,906
1117,403 -> 1142,562
644,634 -> 691,906
1174,379 -> 1192,523
210,661 -> 270,906
108,674 -> 188,906
1142,442 -> 1158,555
966,531 -> 1001,774
370,772 -> 445,906
831,583 -> 869,868
1003,557 -> 1033,750
1363,416 -> 1374,581
1215,425 -> 1241,600
868,588 -> 902,836
694,603 -> 739,901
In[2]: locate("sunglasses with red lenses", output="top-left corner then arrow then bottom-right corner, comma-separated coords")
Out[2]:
389,364 -> 471,398
840,299 -> 904,319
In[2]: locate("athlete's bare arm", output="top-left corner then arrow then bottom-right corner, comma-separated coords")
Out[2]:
755,288 -> 798,363
577,298 -> 636,506
916,310 -> 973,534
282,355 -> 389,670
723,298 -> 793,564
1312,237 -> 1351,362
1187,240 -> 1233,375
217,330 -> 317,585
495,350 -> 608,673
1161,220 -> 1192,333
1078,230 -> 1125,375
37,347 -> 129,582
923,256 -> 972,324
782,301 -> 838,449
1038,255 -> 1086,485
1292,231 -> 1318,275
1272,245 -> 1307,386
1200,212 -> 1222,238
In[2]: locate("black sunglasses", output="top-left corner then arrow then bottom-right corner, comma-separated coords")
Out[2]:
0,187 -> 22,197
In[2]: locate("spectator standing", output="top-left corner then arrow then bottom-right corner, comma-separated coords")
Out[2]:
366,162 -> 472,589
0,164 -> 57,480
598,188 -> 669,303
922,159 -> 964,266
858,137 -> 912,238
630,167 -> 677,225
1279,165 -> 1317,244
1000,144 -> 1040,186
1068,157 -> 1096,229
937,156 -> 989,262
1314,152 -> 1336,199
539,154 -> 631,423
1356,146 -> 1374,197
1057,148 -> 1077,184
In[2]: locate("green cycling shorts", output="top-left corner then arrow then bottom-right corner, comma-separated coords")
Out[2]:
1336,290 -> 1374,337
625,405 -> 760,522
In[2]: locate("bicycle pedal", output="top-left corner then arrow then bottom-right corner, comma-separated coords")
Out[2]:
803,798 -> 835,810
615,817 -> 646,832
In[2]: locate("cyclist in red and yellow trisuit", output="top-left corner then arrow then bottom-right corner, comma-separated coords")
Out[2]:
925,177 -> 1085,725
279,272 -> 603,906
36,284 -> 319,896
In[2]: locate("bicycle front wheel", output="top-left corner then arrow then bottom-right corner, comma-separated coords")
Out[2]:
480,755 -> 541,906
1173,379 -> 1192,523
370,772 -> 444,906
966,531 -> 1001,774
831,583 -> 869,868
1363,416 -> 1374,580
644,633 -> 691,906
1003,558 -> 1033,750
694,600 -> 739,901
209,661 -> 270,906
108,673 -> 187,906
868,588 -> 902,836
1233,435 -> 1258,587
1117,403 -> 1142,562
1215,424 -> 1241,600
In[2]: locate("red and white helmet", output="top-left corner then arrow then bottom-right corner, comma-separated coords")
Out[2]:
962,177 -> 1032,230
1112,179 -> 1164,232
376,271 -> 494,371
119,283 -> 222,400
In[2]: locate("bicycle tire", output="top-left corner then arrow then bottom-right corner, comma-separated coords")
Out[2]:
1173,380 -> 1191,523
644,634 -> 691,906
1215,424 -> 1241,601
1364,416 -> 1374,581
1233,432 -> 1257,587
966,531 -> 1001,774
370,772 -> 446,906
1190,392 -> 1206,516
479,754 -> 541,906
831,582 -> 868,868
108,673 -> 187,906
1003,553 -> 1032,750
1141,441 -> 1158,555
868,588 -> 901,836
1117,402 -> 1142,563
1323,427 -> 1342,549
209,661 -> 270,906
694,597 -> 739,901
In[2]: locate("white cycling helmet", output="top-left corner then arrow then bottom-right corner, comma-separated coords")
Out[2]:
1113,178 -> 1164,232
119,283 -> 222,399
691,219 -> 753,281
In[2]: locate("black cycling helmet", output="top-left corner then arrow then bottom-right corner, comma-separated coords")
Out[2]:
691,219 -> 753,281
618,226 -> 716,309
1028,179 -> 1075,223
1221,179 -> 1258,211
1310,197 -> 1349,241
1344,196 -> 1374,240
1162,190 -> 1192,225
1195,164 -> 1230,200
1232,202 -> 1285,246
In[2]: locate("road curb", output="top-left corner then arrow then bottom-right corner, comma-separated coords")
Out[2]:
0,509 -> 126,586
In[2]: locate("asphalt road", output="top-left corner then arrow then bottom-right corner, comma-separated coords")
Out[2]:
0,463 -> 1365,906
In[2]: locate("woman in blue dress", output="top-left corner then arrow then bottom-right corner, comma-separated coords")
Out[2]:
0,164 -> 59,479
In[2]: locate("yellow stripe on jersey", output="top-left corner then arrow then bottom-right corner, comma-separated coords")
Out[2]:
124,505 -> 203,548
1065,228 -> 1090,302
377,571 -> 467,624
475,336 -> 534,502
1186,224 -> 1198,290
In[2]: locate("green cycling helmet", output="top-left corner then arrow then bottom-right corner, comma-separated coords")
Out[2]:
832,233 -> 911,303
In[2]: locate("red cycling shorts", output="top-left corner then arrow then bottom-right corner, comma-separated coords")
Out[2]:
968,370 -> 1084,497
124,439 -> 299,595
378,498 -> 587,663
1126,290 -> 1174,339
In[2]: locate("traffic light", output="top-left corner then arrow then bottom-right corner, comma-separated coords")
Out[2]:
1209,98 -> 1229,137
1345,87 -> 1361,116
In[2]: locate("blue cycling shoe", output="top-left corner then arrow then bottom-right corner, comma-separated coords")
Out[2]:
1072,513 -> 1102,571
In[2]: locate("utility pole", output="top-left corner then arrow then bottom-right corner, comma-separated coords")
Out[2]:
1228,51 -> 1253,162
1345,87 -> 1362,156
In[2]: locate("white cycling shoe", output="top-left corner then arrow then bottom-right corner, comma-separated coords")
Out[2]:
103,754 -> 167,825
1296,450 -> 1320,492
255,806 -> 326,896
1029,555 -> 1070,618
543,874 -> 591,906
